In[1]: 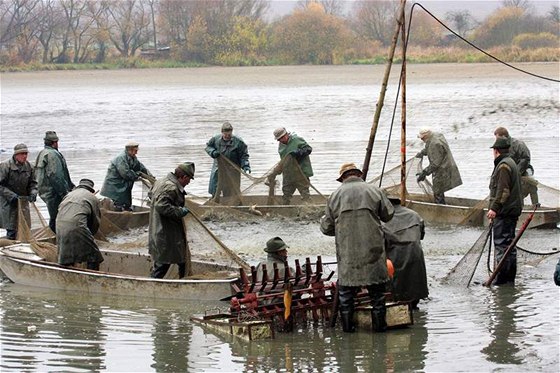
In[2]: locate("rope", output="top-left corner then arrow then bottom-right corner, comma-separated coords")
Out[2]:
410,2 -> 560,83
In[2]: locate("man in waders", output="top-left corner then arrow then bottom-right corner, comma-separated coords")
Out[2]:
487,137 -> 522,285
320,163 -> 394,332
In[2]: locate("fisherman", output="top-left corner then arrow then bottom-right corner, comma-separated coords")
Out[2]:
100,142 -> 153,211
205,121 -> 250,204
415,127 -> 462,205
268,127 -> 313,205
554,258 -> 560,286
0,144 -> 38,240
148,162 -> 194,279
255,237 -> 295,281
383,195 -> 428,309
57,179 -> 103,270
487,137 -> 522,285
494,127 -> 539,207
34,131 -> 75,233
320,163 -> 394,332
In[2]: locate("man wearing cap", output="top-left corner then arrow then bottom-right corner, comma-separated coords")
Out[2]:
487,137 -> 522,285
269,127 -> 313,205
35,131 -> 75,233
320,163 -> 394,332
494,126 -> 539,207
415,128 -> 462,204
57,179 -> 103,270
205,121 -> 250,204
255,237 -> 295,282
0,144 -> 38,240
100,142 -> 154,211
148,162 -> 195,279
382,195 -> 428,309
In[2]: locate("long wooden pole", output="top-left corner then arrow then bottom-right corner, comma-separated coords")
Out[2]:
400,6 -> 407,204
362,0 -> 407,180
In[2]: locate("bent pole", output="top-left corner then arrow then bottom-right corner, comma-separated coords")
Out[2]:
362,0 -> 407,180
483,206 -> 537,287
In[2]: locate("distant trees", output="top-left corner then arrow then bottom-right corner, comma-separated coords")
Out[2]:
0,0 -> 558,67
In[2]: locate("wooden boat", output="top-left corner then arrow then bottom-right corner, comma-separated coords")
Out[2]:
0,243 -> 240,301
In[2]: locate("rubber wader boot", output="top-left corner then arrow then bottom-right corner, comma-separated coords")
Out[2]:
371,307 -> 387,332
340,310 -> 355,333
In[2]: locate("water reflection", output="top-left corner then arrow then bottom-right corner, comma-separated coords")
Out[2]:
151,310 -> 191,372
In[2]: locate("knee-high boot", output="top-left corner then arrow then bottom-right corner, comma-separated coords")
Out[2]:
338,286 -> 355,333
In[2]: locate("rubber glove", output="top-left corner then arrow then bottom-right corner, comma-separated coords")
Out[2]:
181,207 -> 189,217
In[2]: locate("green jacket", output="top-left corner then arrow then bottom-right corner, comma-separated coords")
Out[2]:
205,135 -> 250,195
0,157 -> 38,230
419,132 -> 462,194
34,146 -> 74,202
56,187 -> 103,265
275,133 -> 313,182
509,136 -> 531,176
489,154 -> 522,218
320,177 -> 394,287
100,150 -> 152,206
148,173 -> 188,264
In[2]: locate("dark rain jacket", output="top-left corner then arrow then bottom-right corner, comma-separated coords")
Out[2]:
489,154 -> 522,218
509,136 -> 531,176
205,135 -> 250,195
100,150 -> 152,206
56,187 -> 103,265
0,157 -> 38,230
148,173 -> 188,264
383,205 -> 429,302
34,146 -> 74,203
418,132 -> 462,194
320,176 -> 394,287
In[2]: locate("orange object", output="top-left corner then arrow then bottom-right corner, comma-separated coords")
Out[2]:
386,259 -> 395,278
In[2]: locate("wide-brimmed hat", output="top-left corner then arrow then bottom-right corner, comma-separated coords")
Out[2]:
13,143 -> 29,155
177,162 -> 195,179
417,127 -> 432,138
44,131 -> 59,142
273,127 -> 287,140
337,162 -> 362,182
221,121 -> 233,132
77,178 -> 95,193
490,136 -> 511,150
264,237 -> 288,253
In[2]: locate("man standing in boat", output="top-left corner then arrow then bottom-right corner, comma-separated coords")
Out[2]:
57,179 -> 103,270
268,127 -> 313,205
487,137 -> 522,285
493,127 -> 539,207
383,195 -> 429,309
101,142 -> 154,211
35,131 -> 75,233
205,122 -> 250,205
0,144 -> 38,240
415,127 -> 462,204
148,162 -> 194,279
320,163 -> 394,333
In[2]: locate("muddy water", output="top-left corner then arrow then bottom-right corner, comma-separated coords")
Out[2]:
1,64 -> 559,371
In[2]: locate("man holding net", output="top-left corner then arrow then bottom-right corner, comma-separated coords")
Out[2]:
268,127 -> 313,205
205,122 -> 250,204
0,144 -> 38,240
487,137 -> 522,285
415,127 -> 462,205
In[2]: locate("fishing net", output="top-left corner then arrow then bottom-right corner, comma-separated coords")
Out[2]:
368,157 -> 433,199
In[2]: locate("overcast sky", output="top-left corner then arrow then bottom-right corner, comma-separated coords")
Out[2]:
268,1 -> 558,20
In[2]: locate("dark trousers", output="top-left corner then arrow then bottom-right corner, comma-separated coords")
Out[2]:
45,194 -> 65,233
434,192 -> 446,205
6,229 -> 16,240
493,216 -> 518,285
151,262 -> 186,279
338,283 -> 387,331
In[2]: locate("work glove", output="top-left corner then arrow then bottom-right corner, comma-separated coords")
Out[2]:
415,152 -> 424,159
243,166 -> 251,174
10,193 -> 19,203
180,207 -> 189,217
416,170 -> 427,182
290,149 -> 304,160
28,194 -> 37,202
210,150 -> 220,159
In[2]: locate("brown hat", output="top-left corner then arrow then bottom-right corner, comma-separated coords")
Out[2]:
490,137 -> 511,150
264,237 -> 288,253
177,162 -> 195,179
221,121 -> 233,132
44,131 -> 59,142
273,127 -> 287,140
13,143 -> 29,155
337,162 -> 362,182
77,178 -> 95,193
